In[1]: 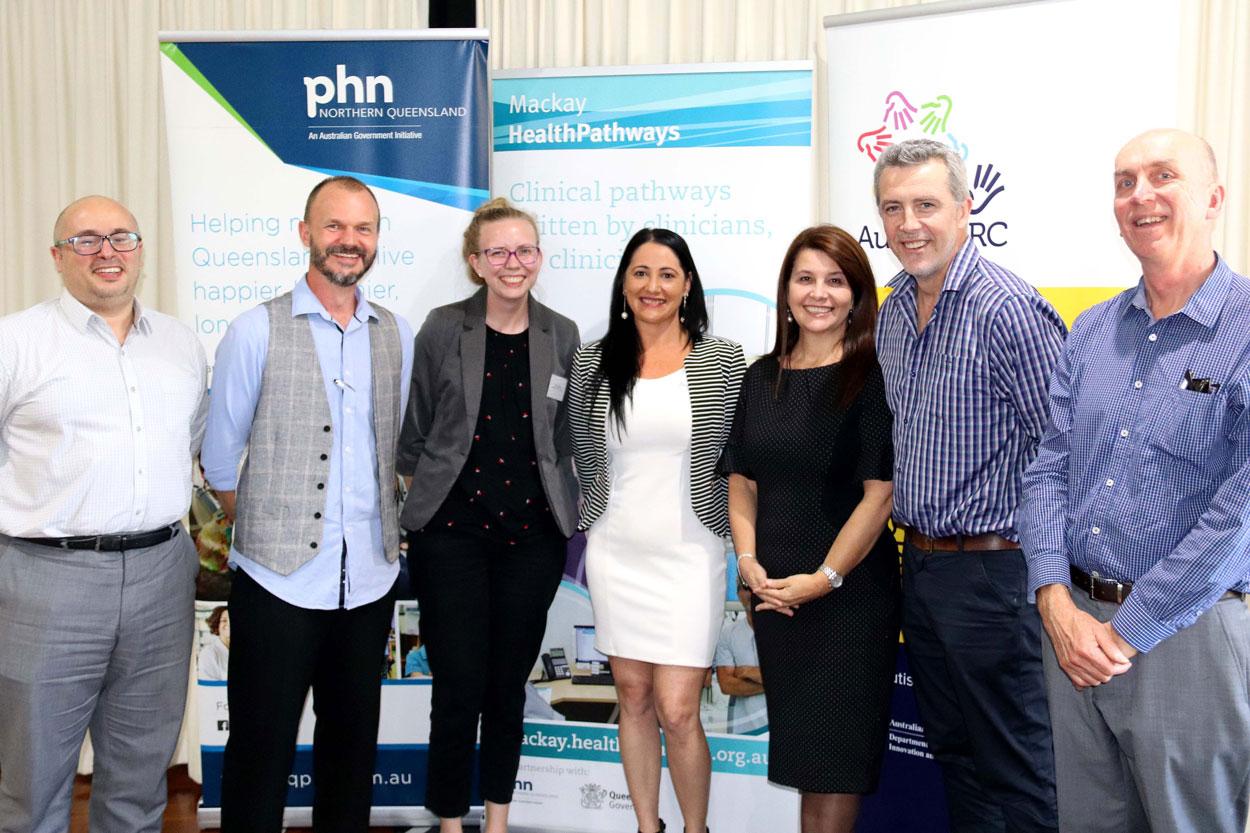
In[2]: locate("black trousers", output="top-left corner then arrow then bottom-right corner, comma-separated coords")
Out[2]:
409,530 -> 565,818
219,568 -> 398,833
901,543 -> 1058,833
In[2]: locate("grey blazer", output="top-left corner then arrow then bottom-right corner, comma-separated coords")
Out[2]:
397,288 -> 581,537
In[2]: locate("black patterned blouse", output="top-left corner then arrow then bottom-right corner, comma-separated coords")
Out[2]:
425,326 -> 558,544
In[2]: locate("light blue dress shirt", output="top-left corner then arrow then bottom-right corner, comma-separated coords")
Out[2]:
202,277 -> 413,610
1020,256 -> 1250,653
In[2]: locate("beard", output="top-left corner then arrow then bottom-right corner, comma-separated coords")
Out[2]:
309,242 -> 376,287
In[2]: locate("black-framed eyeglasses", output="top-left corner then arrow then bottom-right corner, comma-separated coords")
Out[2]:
54,232 -> 142,256
478,245 -> 541,267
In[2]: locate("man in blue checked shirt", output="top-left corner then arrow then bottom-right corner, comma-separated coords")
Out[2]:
1020,129 -> 1250,833
875,139 -> 1065,833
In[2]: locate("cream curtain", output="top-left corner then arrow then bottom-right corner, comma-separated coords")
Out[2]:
0,0 -> 430,317
1,0 -> 1245,318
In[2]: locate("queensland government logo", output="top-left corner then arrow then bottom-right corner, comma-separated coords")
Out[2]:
579,783 -> 608,810
854,90 -> 1008,250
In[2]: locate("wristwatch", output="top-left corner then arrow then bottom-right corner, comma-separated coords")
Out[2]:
819,565 -> 844,591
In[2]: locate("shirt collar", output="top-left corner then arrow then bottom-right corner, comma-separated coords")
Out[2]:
885,237 -> 980,295
57,290 -> 151,336
291,275 -> 377,325
1124,253 -> 1231,329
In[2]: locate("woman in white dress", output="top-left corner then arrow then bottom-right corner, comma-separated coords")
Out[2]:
568,228 -> 745,833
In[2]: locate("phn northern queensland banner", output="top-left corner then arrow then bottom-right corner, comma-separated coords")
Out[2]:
159,31 -> 489,368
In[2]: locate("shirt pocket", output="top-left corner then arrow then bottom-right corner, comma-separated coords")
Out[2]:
939,348 -> 991,429
1148,386 -> 1228,469
154,366 -> 205,444
157,369 -> 203,415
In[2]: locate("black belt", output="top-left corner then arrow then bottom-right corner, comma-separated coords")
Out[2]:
17,524 -> 180,552
1071,565 -> 1244,605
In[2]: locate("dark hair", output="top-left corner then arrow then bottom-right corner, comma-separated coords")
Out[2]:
206,605 -> 228,635
303,175 -> 379,222
771,225 -> 879,407
597,228 -> 709,429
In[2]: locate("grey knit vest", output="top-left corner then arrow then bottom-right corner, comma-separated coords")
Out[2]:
233,291 -> 403,575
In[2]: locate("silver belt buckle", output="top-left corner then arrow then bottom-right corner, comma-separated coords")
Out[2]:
1090,570 -> 1127,603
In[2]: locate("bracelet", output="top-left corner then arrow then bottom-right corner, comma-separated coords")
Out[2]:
736,553 -> 756,590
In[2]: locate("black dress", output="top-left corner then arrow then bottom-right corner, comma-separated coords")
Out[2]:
718,356 -> 900,794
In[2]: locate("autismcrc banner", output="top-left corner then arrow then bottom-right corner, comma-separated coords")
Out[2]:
825,0 -> 1182,326
492,62 -> 816,355
159,31 -> 490,374
824,1 -> 1182,831
161,30 -> 489,826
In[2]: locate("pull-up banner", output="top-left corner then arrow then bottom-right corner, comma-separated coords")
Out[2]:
159,30 -> 489,373
491,62 -> 815,831
160,29 -> 489,829
825,1 -> 1182,831
825,0 -> 1183,326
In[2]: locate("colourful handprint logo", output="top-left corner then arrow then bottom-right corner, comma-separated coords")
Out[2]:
857,126 -> 893,162
853,91 -> 963,167
918,95 -> 953,135
882,91 -> 918,131
971,163 -> 1005,214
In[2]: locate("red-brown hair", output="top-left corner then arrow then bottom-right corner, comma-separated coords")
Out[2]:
770,225 -> 880,407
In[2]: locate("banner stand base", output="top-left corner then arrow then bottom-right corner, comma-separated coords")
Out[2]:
196,804 -> 467,829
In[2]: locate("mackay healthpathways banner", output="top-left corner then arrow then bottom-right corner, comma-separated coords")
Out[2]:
159,30 -> 489,372
160,30 -> 488,827
492,62 -> 815,357
492,62 -> 814,831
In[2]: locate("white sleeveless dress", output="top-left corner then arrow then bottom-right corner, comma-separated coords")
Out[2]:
584,369 -> 726,667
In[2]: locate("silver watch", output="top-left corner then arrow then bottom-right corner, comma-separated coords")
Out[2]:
819,565 -> 844,591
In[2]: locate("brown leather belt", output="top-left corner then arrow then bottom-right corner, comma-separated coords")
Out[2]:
1071,565 -> 1245,605
903,527 -> 1018,552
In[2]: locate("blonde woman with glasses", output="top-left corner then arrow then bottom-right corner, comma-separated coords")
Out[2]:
397,197 -> 581,833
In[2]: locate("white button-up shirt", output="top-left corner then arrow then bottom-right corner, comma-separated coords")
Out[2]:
0,291 -> 208,537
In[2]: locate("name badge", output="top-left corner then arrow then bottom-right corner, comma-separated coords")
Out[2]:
547,374 -> 568,401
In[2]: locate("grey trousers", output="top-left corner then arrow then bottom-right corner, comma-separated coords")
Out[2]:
1043,589 -> 1250,833
0,530 -> 197,833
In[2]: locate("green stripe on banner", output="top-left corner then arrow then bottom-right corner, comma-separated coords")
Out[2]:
159,43 -> 272,153
521,722 -> 768,776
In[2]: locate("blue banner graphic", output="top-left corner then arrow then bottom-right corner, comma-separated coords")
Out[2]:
163,38 -> 488,209
494,70 -> 811,151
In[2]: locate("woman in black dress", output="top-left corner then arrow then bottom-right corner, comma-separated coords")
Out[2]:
719,225 -> 899,833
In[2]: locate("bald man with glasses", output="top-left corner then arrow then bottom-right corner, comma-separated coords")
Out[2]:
0,196 -> 207,833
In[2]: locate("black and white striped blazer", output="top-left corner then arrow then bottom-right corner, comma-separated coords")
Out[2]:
567,335 -> 746,536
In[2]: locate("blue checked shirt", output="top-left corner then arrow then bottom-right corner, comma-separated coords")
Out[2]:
1020,256 -> 1250,653
877,239 -> 1066,539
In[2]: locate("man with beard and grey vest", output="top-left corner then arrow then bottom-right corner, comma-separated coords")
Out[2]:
202,176 -> 413,832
